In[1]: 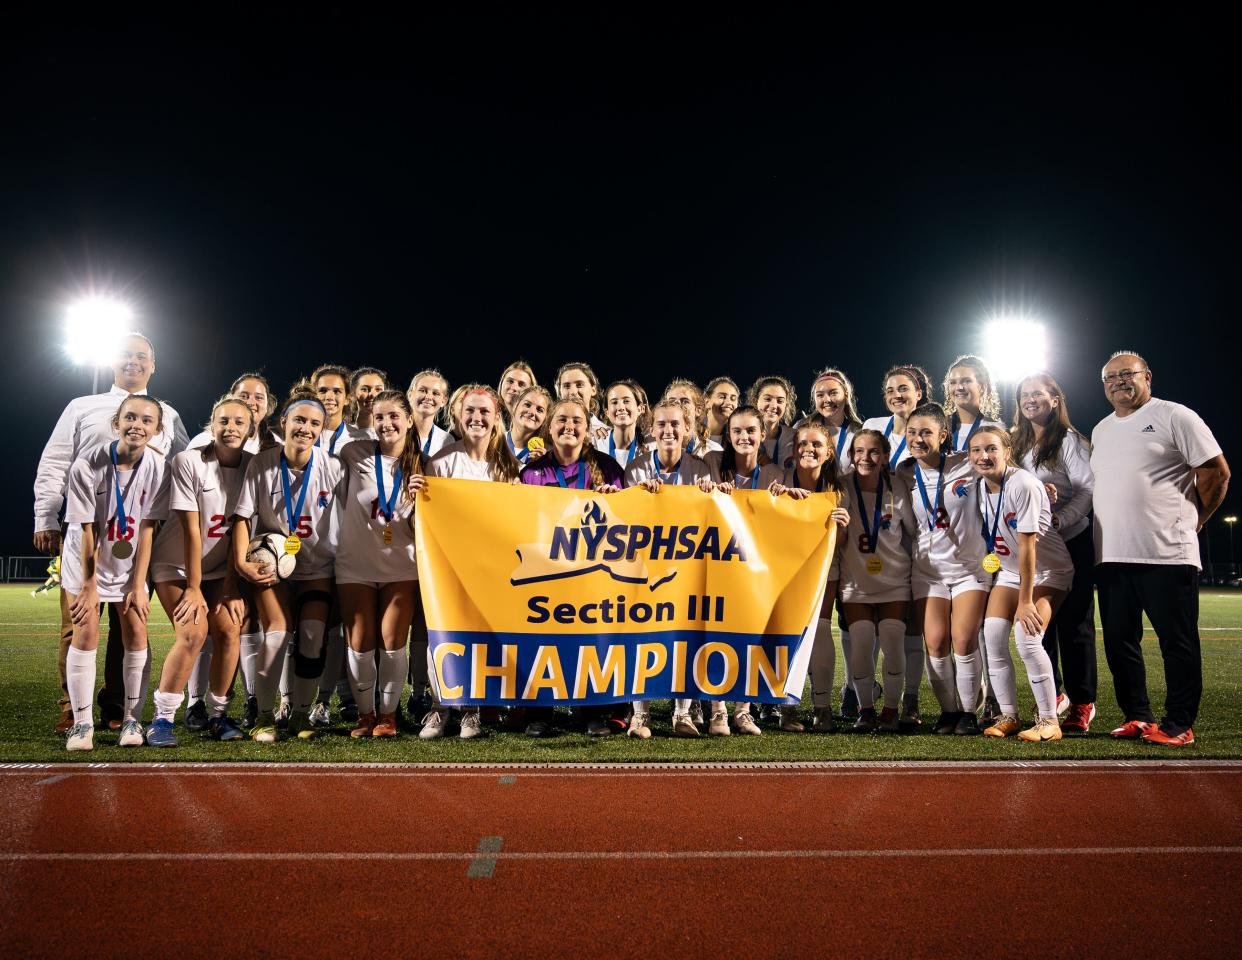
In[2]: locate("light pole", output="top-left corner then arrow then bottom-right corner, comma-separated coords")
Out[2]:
64,296 -> 132,393
1226,516 -> 1238,580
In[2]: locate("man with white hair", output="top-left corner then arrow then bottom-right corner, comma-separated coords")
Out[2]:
34,332 -> 189,733
1091,351 -> 1229,746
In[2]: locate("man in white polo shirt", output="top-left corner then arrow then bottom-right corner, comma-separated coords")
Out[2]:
34,332 -> 189,733
1091,351 -> 1230,746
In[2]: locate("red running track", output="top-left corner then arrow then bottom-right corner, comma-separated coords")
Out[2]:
1,761 -> 1239,959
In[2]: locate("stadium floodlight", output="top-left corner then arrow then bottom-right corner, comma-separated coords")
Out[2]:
982,316 -> 1048,384
64,296 -> 132,391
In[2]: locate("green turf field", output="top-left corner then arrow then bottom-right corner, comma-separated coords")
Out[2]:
2,583 -> 1239,762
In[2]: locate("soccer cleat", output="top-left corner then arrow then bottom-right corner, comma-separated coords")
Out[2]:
900,696 -> 922,729
1110,719 -> 1156,740
241,696 -> 258,729
812,707 -> 835,732
274,698 -> 291,729
672,713 -> 701,737
184,699 -> 209,732
525,719 -> 552,738
144,718 -> 178,747
779,709 -> 805,733
308,702 -> 332,728
56,702 -> 74,735
250,711 -> 279,743
983,714 -> 1020,738
954,713 -> 982,736
1018,717 -> 1063,742
689,700 -> 705,725
585,717 -> 612,737
1061,703 -> 1096,734
627,712 -> 652,739
980,696 -> 1001,726
118,719 -> 145,747
339,701 -> 360,724
1142,726 -> 1195,747
65,722 -> 94,752
708,711 -> 731,736
287,710 -> 317,740
372,713 -> 398,738
839,686 -> 860,721
208,715 -> 244,741
419,710 -> 448,740
733,712 -> 762,736
1056,693 -> 1070,716
853,708 -> 878,733
350,712 -> 377,739
458,711 -> 485,739
932,711 -> 962,735
877,706 -> 900,732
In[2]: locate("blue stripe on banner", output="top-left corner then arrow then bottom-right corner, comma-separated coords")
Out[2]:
428,629 -> 805,706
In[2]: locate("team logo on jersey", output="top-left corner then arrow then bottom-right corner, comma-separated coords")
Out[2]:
317,490 -> 330,507
881,513 -> 892,530
510,496 -> 747,589
1005,511 -> 1018,529
952,479 -> 972,498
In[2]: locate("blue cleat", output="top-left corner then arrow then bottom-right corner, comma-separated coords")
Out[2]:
208,715 -> 244,741
145,718 -> 178,748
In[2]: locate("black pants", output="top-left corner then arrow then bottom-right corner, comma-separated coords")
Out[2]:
1042,526 -> 1097,704
1097,563 -> 1201,733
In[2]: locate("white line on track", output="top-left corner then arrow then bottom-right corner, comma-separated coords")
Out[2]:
1,845 -> 1238,864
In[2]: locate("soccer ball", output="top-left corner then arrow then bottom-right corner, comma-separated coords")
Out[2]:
246,532 -> 297,581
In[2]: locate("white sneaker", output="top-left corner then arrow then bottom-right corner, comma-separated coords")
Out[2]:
458,711 -> 484,740
733,712 -> 762,736
66,722 -> 94,751
419,710 -> 447,740
118,719 -> 145,747
707,711 -> 731,736
672,713 -> 700,737
689,700 -> 704,725
308,701 -> 331,727
627,712 -> 651,739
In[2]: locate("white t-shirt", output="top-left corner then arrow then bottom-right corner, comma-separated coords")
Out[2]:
316,420 -> 369,457
947,414 -> 1005,454
624,448 -> 712,487
978,467 -> 1073,589
701,451 -> 783,490
61,443 -> 169,601
233,447 -> 342,581
861,416 -> 913,468
897,451 -> 986,580
333,441 -> 418,585
151,448 -> 251,583
1091,397 -> 1221,568
415,422 -> 453,460
1019,431 -> 1094,542
595,433 -> 645,468
839,471 -> 913,603
429,441 -> 499,482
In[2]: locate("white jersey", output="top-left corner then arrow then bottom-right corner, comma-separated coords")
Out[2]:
1019,431 -> 1094,541
1091,397 -> 1220,569
760,423 -> 796,470
898,452 -> 986,580
34,384 -> 188,533
595,433 -> 645,468
333,441 -> 418,585
861,416 -> 913,468
316,420 -> 369,457
233,447 -> 342,580
979,466 -> 1073,590
840,471 -> 913,603
430,441 -> 501,482
151,448 -> 252,583
701,450 -> 783,490
415,422 -> 453,459
61,443 -> 169,601
947,414 -> 1005,455
624,448 -> 712,487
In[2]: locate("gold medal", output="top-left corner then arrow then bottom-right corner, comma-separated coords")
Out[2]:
982,552 -> 1002,573
865,556 -> 883,575
527,437 -> 545,453
111,540 -> 134,560
383,525 -> 393,545
284,535 -> 302,556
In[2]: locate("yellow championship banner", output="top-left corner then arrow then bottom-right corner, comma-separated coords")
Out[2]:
415,479 -> 838,706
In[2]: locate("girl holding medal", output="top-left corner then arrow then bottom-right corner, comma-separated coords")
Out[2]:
624,399 -> 714,739
61,395 -> 169,751
421,385 -> 522,740
839,429 -> 912,733
555,361 -> 608,435
595,379 -> 650,468
746,375 -> 798,469
968,425 -> 1072,741
312,364 -> 369,455
335,390 -> 427,739
704,376 -> 740,448
771,420 -> 852,732
506,385 -> 552,467
498,360 -> 537,415
942,355 -> 1004,454
231,392 -> 343,742
408,369 -> 452,458
145,397 -> 255,746
702,405 -> 783,736
349,366 -> 388,438
896,403 -> 990,736
520,397 -> 626,737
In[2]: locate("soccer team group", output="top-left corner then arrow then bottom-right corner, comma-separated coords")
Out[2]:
33,333 -> 1229,751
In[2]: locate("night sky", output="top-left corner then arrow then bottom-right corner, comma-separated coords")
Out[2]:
2,16 -> 1237,563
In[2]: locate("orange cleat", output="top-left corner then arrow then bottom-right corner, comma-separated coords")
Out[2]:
372,713 -> 399,738
350,712 -> 376,739
1061,703 -> 1096,734
1109,719 -> 1155,739
1142,726 -> 1195,747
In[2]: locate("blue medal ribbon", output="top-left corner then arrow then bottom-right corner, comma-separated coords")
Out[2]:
374,444 -> 402,523
980,475 -> 1006,554
835,423 -> 850,461
784,466 -> 828,493
280,449 -> 314,537
608,432 -> 638,464
506,431 -> 530,465
326,421 -> 346,455
108,440 -> 139,540
950,413 -> 982,454
883,416 -> 908,468
914,453 -> 946,533
653,451 -> 682,485
852,471 -> 886,554
553,458 -> 589,489
420,425 -> 436,457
